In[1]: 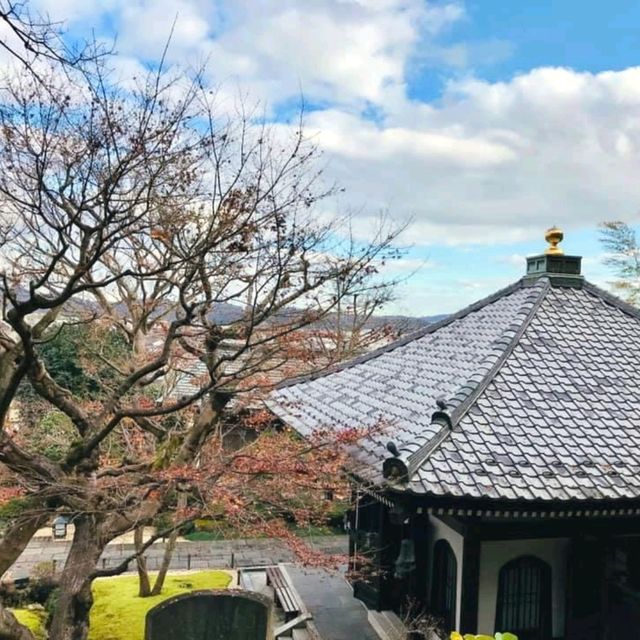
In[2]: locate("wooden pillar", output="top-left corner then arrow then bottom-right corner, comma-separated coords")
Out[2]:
411,511 -> 430,607
351,493 -> 385,611
379,501 -> 404,612
565,535 -> 606,640
460,532 -> 481,633
348,487 -> 357,568
377,499 -> 387,611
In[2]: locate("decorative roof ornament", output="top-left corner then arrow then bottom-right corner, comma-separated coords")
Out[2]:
544,226 -> 564,255
383,441 -> 409,484
525,226 -> 582,285
386,441 -> 400,457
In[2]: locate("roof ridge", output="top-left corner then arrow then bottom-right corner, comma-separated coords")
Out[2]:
581,280 -> 640,321
449,277 -> 550,424
274,278 -> 527,391
405,277 -> 551,481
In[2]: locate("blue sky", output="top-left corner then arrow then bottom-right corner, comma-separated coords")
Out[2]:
409,0 -> 640,103
445,1 -> 640,78
23,0 -> 640,314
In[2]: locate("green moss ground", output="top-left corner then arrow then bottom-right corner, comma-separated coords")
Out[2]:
12,609 -> 46,639
13,570 -> 231,640
90,571 -> 231,640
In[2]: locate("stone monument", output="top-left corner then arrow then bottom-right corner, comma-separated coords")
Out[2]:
145,589 -> 273,640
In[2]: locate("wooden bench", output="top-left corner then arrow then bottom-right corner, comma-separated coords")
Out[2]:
266,566 -> 301,621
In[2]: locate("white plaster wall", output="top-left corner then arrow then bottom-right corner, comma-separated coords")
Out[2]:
477,538 -> 570,638
427,516 -> 464,630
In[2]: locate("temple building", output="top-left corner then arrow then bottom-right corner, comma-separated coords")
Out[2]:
267,229 -> 640,640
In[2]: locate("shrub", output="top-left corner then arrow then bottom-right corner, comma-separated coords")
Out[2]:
326,499 -> 349,530
0,575 -> 58,609
450,633 -> 518,640
44,587 -> 60,619
30,577 -> 58,607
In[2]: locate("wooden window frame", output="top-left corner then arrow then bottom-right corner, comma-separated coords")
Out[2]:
495,555 -> 552,640
431,539 -> 458,632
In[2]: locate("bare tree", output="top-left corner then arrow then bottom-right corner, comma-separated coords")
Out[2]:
0,4 -> 107,638
0,0 -> 106,77
300,290 -> 403,366
599,221 -> 640,304
0,35 -> 403,640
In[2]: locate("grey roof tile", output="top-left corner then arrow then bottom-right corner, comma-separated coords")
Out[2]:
268,277 -> 640,503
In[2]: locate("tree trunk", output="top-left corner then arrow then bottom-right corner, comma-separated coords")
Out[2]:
149,528 -> 178,596
0,513 -> 47,577
176,392 -> 228,464
134,526 -> 151,597
0,603 -> 34,640
149,492 -> 185,597
48,516 -> 103,640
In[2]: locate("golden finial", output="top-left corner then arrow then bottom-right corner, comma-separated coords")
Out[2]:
545,226 -> 564,255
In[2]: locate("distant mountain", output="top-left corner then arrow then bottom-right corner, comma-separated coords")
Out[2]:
4,287 -> 447,329
363,313 -> 448,331
215,308 -> 450,332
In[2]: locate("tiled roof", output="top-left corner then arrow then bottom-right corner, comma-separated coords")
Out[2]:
267,277 -> 640,502
165,340 -> 285,407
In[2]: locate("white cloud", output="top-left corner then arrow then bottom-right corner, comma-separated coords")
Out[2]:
307,109 -> 515,166
117,0 -> 212,59
193,0 -> 453,107
20,1 -> 640,251
496,253 -> 527,268
32,0 -> 465,107
389,272 -> 512,316
307,66 -> 640,245
422,2 -> 465,35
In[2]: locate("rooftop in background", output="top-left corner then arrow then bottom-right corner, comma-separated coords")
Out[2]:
267,229 -> 640,503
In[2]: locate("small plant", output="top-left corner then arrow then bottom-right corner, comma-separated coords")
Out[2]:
450,633 -> 518,640
31,561 -> 56,581
401,599 -> 444,639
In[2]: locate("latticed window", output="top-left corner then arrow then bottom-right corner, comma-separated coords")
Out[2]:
431,540 -> 457,632
495,556 -> 552,640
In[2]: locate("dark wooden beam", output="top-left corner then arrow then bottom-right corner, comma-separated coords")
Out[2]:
402,492 -> 640,517
472,517 -> 640,540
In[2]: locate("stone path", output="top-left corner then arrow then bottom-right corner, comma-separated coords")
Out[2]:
4,535 -> 348,582
283,564 -> 380,640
